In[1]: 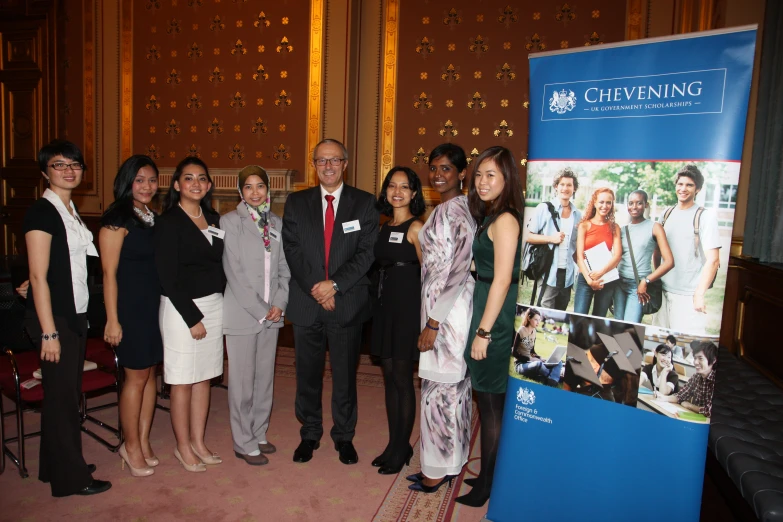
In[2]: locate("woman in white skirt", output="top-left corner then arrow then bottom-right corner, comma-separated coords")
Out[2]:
221,165 -> 290,465
154,157 -> 226,472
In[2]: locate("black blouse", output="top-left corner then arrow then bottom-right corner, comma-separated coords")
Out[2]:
22,198 -> 83,333
153,205 -> 225,327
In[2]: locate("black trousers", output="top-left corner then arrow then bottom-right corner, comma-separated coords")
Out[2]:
25,314 -> 92,496
293,312 -> 362,443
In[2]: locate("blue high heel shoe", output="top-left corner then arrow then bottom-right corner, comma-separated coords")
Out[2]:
406,472 -> 424,482
407,475 -> 455,493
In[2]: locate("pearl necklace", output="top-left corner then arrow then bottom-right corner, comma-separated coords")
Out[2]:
178,203 -> 203,219
133,205 -> 155,226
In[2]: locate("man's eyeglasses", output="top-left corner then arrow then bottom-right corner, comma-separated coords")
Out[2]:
314,158 -> 345,166
48,162 -> 84,172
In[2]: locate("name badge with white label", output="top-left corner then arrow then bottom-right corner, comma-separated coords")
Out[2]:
269,228 -> 281,242
206,226 -> 225,240
389,232 -> 404,244
342,220 -> 361,233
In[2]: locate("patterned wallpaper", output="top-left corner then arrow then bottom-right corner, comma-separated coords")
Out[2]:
394,2 -> 628,186
131,0 -> 310,181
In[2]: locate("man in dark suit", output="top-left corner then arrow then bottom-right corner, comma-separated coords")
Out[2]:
282,139 -> 378,464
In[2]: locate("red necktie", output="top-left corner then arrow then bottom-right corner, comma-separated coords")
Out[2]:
324,195 -> 335,278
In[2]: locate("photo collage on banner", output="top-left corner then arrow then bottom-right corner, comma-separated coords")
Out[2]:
508,28 -> 757,428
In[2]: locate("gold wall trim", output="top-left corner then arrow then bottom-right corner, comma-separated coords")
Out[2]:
378,0 -> 399,192
301,0 -> 325,191
120,0 -> 133,160
626,0 -> 649,40
83,0 -> 95,193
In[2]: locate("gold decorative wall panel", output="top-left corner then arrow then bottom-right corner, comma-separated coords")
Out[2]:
130,0 -> 312,183
303,0 -> 325,189
389,1 -> 628,202
378,0 -> 400,191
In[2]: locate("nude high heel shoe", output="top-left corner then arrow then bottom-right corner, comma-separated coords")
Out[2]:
174,447 -> 207,472
191,444 -> 223,465
119,444 -> 154,477
145,456 -> 160,468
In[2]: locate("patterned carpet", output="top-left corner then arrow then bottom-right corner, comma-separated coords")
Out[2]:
0,346 -> 487,522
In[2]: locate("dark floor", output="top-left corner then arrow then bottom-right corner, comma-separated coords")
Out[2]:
702,471 -> 739,521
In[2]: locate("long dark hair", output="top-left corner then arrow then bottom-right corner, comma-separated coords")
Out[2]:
468,146 -> 524,225
163,157 -> 217,214
100,155 -> 159,229
376,166 -> 426,217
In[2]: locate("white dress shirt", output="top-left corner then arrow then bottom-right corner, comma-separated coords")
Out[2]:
42,189 -> 99,313
320,182 -> 344,227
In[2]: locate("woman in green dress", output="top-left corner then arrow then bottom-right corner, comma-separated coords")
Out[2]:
458,146 -> 524,507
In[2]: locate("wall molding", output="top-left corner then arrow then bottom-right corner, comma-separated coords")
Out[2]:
378,0 -> 399,192
301,0 -> 326,191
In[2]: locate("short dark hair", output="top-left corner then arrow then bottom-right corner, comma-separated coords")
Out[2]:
376,166 -> 426,217
629,189 -> 649,206
38,140 -> 87,173
552,167 -> 579,191
429,143 -> 468,173
468,146 -> 524,224
101,155 -> 159,230
163,157 -> 217,215
693,341 -> 718,366
675,164 -> 704,190
666,334 -> 677,345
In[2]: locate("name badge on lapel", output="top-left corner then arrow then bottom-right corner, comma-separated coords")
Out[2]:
389,232 -> 404,244
206,226 -> 225,240
269,228 -> 281,242
342,220 -> 361,233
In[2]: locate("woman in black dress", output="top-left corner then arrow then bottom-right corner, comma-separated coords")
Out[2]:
99,155 -> 163,477
370,166 -> 425,475
24,140 -> 110,496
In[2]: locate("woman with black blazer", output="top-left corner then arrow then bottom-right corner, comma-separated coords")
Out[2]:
154,157 -> 226,472
24,140 -> 111,496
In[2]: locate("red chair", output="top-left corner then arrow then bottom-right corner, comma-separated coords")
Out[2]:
0,348 -> 43,478
0,340 -> 123,479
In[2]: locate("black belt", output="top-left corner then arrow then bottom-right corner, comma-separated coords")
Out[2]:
378,261 -> 419,298
476,273 -> 519,285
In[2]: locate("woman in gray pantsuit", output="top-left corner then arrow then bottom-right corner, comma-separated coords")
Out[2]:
221,165 -> 290,465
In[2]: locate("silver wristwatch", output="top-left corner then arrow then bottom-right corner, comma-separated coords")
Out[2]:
331,280 -> 340,293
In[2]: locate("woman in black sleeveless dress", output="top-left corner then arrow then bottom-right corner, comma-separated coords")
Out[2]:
99,155 -> 163,477
370,166 -> 426,475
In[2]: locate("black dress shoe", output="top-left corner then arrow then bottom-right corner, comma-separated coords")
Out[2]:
87,464 -> 96,474
378,445 -> 413,475
77,479 -> 112,496
292,439 -> 320,463
334,441 -> 358,465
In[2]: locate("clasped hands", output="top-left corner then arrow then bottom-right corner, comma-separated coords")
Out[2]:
311,280 -> 336,311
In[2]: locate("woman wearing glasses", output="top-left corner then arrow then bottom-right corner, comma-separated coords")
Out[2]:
154,157 -> 225,472
99,155 -> 163,477
23,140 -> 111,496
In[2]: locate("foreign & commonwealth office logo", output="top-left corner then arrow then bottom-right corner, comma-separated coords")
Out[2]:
549,89 -> 577,114
517,387 -> 536,405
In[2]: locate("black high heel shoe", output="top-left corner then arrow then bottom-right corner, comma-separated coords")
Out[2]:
454,487 -> 490,507
371,446 -> 392,467
406,472 -> 424,482
463,477 -> 478,487
408,475 -> 455,493
378,446 -> 413,475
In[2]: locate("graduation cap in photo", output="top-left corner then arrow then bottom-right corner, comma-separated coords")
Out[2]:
594,332 -> 636,375
614,332 -> 643,371
564,342 -> 602,388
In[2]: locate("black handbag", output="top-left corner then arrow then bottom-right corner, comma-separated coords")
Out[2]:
625,225 -> 662,315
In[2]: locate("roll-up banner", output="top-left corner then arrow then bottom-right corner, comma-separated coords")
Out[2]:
486,27 -> 757,522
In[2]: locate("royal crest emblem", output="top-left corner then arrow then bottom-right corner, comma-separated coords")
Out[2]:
517,387 -> 536,405
549,89 -> 577,114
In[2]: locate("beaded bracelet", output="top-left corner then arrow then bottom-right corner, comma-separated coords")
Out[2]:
41,331 -> 59,341
425,323 -> 439,331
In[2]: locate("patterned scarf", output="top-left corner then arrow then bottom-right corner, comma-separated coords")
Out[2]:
240,188 -> 271,252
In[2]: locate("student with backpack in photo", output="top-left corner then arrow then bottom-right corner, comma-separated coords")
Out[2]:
523,168 -> 582,309
652,165 -> 720,335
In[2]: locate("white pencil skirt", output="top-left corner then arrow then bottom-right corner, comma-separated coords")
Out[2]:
160,293 -> 224,385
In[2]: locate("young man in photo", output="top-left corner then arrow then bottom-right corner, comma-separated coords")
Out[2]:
526,168 -> 582,310
656,341 -> 716,417
640,344 -> 680,396
665,334 -> 684,360
653,165 -> 720,335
